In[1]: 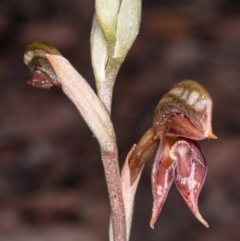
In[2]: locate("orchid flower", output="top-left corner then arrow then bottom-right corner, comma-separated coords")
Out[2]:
126,80 -> 217,229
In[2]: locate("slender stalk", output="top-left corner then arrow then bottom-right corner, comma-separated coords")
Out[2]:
97,59 -> 121,113
96,57 -> 126,241
102,146 -> 126,241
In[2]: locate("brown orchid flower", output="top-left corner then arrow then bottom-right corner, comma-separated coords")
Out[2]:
127,80 -> 217,229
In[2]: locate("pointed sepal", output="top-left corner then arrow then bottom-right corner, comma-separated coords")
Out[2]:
170,139 -> 209,228
128,128 -> 159,184
150,140 -> 175,229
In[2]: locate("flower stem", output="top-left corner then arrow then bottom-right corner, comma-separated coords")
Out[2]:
101,146 -> 126,241
97,57 -> 126,241
96,58 -> 121,113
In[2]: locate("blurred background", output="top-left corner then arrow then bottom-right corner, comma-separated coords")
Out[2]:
0,0 -> 240,240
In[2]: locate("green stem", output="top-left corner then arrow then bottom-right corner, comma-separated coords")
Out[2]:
96,56 -> 122,113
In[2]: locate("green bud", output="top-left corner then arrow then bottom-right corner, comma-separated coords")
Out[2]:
91,0 -> 142,112
114,0 -> 141,59
91,16 -> 108,84
95,0 -> 121,44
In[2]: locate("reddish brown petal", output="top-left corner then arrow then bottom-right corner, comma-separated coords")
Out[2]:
170,139 -> 209,227
128,128 -> 159,184
166,114 -> 206,140
150,140 -> 175,229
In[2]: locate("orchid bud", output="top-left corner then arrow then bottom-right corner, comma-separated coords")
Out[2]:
95,0 -> 141,59
24,42 -> 61,89
113,0 -> 142,59
91,0 -> 142,112
153,80 -> 217,140
95,0 -> 120,44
